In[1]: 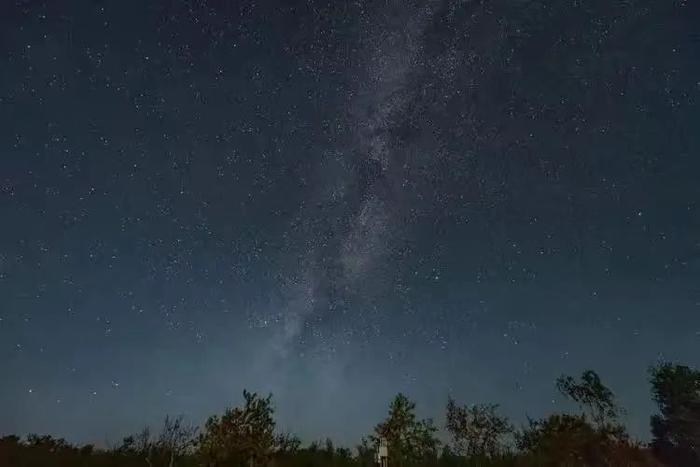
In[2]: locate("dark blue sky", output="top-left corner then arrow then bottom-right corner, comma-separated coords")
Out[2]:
1,0 -> 699,447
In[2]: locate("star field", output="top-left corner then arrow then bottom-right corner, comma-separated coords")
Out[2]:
1,0 -> 699,447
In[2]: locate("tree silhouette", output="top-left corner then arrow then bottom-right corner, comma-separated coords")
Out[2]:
274,433 -> 302,455
516,370 -> 658,467
445,398 -> 512,459
1,366 -> 693,467
555,370 -> 622,430
117,415 -> 197,467
199,390 -> 277,467
158,416 -> 198,467
649,363 -> 700,466
370,393 -> 440,467
518,413 -> 616,466
517,412 -> 657,467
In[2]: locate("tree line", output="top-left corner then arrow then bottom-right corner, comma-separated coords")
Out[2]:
1,362 -> 698,467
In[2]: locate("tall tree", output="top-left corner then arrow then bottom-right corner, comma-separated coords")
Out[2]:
649,363 -> 700,466
370,393 -> 439,467
445,398 -> 512,458
199,390 -> 277,467
556,370 -> 622,431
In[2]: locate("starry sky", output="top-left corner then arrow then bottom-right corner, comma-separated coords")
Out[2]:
1,0 -> 699,447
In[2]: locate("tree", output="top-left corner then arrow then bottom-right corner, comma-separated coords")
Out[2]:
516,414 -> 658,467
274,433 -> 301,455
198,390 -> 277,467
0,434 -> 21,466
556,370 -> 621,430
356,437 -> 377,467
516,413 -> 656,467
649,363 -> 700,466
158,415 -> 198,467
370,393 -> 440,467
517,371 -> 656,467
446,398 -> 512,459
517,413 -> 612,466
118,415 -> 197,467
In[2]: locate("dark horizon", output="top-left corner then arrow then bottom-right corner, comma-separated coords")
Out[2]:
0,366 -> 691,448
1,0 -> 699,451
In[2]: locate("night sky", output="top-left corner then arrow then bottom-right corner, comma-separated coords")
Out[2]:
1,0 -> 699,447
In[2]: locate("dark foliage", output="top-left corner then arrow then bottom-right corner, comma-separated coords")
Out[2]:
649,363 -> 700,467
3,364 -> 698,467
369,393 -> 440,467
446,398 -> 512,458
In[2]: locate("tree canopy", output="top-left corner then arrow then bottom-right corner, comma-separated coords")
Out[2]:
369,393 -> 440,467
649,363 -> 700,467
446,398 -> 511,458
3,364 -> 699,467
